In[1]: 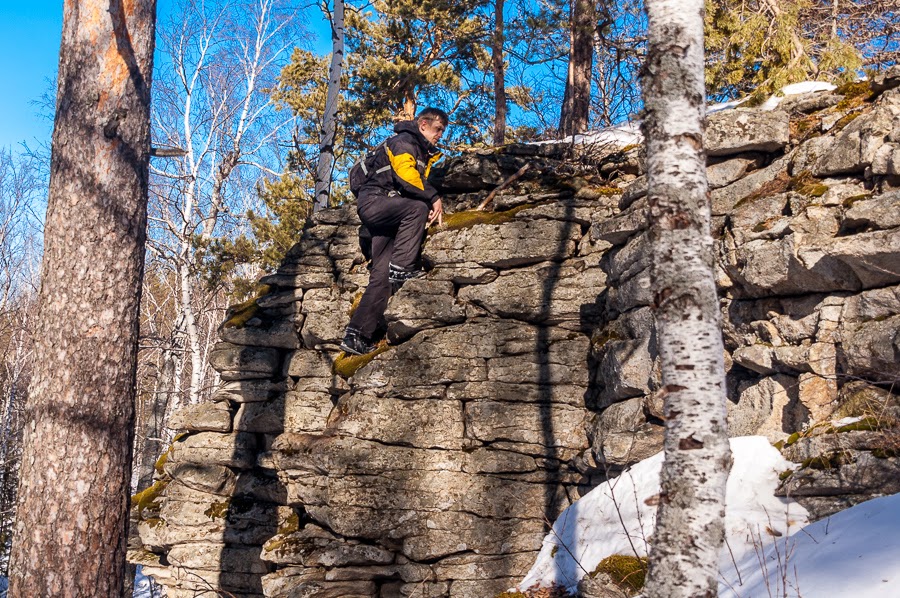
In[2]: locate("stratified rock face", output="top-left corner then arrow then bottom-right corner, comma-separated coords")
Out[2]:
134,81 -> 900,598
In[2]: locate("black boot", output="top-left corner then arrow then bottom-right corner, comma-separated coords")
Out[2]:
340,326 -> 377,356
389,262 -> 426,293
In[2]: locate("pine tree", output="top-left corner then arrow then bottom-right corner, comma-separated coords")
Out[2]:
343,0 -> 489,140
8,0 -> 157,593
491,0 -> 508,145
704,0 -> 875,100
559,0 -> 595,136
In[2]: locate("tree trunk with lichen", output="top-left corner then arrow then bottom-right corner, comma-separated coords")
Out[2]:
641,0 -> 732,597
8,0 -> 157,595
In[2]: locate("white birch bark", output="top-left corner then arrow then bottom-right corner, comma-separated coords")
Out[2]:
641,0 -> 732,596
314,0 -> 345,213
147,0 -> 300,409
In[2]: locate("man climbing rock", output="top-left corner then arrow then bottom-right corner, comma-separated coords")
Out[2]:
340,107 -> 448,355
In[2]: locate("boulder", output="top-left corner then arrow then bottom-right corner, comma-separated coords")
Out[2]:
169,402 -> 233,433
385,279 -> 467,342
464,400 -> 588,450
456,261 -> 606,324
706,109 -> 790,156
168,432 -> 259,470
220,318 -> 300,350
424,219 -> 581,268
209,343 -> 281,379
329,393 -> 466,450
814,102 -> 900,176
729,375 -> 809,440
842,190 -> 900,231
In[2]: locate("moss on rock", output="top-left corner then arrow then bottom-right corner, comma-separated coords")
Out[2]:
221,284 -> 273,329
431,204 -> 533,235
801,449 -> 854,470
792,171 -> 828,197
278,511 -> 301,536
204,500 -> 230,520
333,344 -> 390,378
131,479 -> 170,516
591,554 -> 648,595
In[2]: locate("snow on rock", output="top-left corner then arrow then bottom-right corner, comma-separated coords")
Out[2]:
780,81 -> 839,95
540,80 -> 839,148
759,81 -> 839,110
519,436 -> 808,593
720,493 -> 900,598
532,121 -> 643,148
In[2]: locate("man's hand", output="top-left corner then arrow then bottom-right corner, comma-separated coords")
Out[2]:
428,198 -> 443,227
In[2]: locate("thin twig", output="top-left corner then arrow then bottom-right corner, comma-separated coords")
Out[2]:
476,163 -> 531,211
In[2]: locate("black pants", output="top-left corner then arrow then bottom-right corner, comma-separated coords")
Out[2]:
348,192 -> 429,338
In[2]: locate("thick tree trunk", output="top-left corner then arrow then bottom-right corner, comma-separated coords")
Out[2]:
8,0 -> 156,595
559,0 -> 594,136
640,1 -> 732,597
314,0 -> 345,213
492,0 -> 507,145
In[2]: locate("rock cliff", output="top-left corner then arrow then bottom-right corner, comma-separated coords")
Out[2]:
131,72 -> 900,598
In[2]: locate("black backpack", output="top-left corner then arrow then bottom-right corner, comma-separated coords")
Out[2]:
348,137 -> 394,198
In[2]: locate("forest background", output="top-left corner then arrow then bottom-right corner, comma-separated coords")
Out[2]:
0,0 -> 896,578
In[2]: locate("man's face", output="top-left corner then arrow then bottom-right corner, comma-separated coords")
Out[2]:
418,118 -> 446,145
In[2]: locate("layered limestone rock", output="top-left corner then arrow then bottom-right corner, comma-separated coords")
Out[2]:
132,78 -> 900,597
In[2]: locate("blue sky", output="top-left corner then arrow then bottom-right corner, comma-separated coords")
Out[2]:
0,0 -> 62,149
0,0 -> 328,150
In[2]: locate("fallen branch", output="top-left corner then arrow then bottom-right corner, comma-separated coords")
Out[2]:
476,163 -> 531,211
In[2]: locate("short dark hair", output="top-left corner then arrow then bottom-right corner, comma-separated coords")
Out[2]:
415,107 -> 449,127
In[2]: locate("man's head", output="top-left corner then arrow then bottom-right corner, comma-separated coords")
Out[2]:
415,107 -> 449,145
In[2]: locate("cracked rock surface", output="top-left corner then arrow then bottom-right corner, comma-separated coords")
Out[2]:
133,79 -> 900,598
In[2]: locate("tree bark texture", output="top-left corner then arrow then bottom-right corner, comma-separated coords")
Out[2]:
559,0 -> 594,136
8,0 -> 156,595
640,1 -> 731,597
315,0 -> 345,212
492,0 -> 507,145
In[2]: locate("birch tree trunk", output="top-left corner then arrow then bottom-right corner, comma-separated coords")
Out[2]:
559,0 -> 594,136
314,0 -> 345,213
491,0 -> 507,145
640,0 -> 731,596
8,0 -> 156,594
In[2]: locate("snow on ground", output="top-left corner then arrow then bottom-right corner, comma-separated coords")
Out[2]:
519,437 -> 808,593
520,435 -> 900,597
720,493 -> 900,598
133,565 -> 162,598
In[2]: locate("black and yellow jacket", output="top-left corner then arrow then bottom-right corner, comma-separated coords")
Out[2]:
359,121 -> 443,204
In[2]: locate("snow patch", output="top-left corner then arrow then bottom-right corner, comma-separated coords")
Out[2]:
720,493 -> 900,597
531,121 -> 643,148
519,436 -> 808,593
